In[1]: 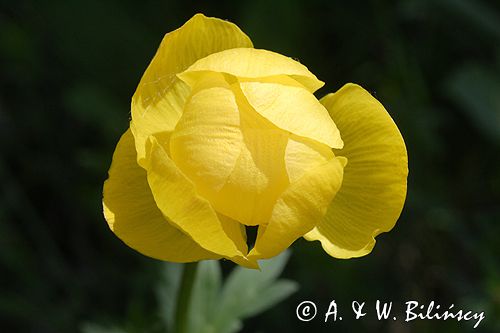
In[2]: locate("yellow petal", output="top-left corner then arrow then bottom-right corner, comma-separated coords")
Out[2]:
248,156 -> 346,260
131,80 -> 190,166
285,135 -> 334,183
178,48 -> 324,92
239,81 -> 343,148
103,129 -> 219,262
170,74 -> 289,226
217,214 -> 259,269
144,135 -> 255,266
304,83 -> 408,258
216,124 -> 289,225
131,13 -> 253,164
170,74 -> 240,193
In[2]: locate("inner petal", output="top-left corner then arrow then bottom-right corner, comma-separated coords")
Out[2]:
285,135 -> 335,183
170,74 -> 289,226
239,81 -> 343,149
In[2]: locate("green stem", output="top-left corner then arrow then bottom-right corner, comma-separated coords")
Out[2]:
174,262 -> 198,333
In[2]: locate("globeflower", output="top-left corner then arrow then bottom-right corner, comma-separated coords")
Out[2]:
103,14 -> 408,268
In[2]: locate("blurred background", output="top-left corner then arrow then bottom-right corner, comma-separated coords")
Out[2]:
1,0 -> 499,332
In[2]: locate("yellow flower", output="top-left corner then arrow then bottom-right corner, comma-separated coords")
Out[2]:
102,14 -> 408,268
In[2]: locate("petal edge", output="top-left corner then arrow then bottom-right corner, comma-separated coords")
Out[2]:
103,129 -> 219,262
305,83 -> 408,258
144,135 -> 256,265
131,14 -> 253,164
249,156 -> 346,260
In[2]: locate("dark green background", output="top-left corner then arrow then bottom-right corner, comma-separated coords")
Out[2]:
1,0 -> 499,332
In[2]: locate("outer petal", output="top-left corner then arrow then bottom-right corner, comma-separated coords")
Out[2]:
248,156 -> 346,261
178,48 -> 324,92
144,135 -> 257,268
304,83 -> 408,258
240,81 -> 343,148
103,129 -> 219,262
131,13 -> 253,164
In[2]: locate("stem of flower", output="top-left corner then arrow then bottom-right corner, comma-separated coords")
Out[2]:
174,262 -> 198,333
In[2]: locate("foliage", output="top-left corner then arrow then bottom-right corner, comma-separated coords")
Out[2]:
81,252 -> 297,333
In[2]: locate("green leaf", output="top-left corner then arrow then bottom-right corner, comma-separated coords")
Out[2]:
155,263 -> 183,332
210,251 -> 297,333
154,252 -> 297,333
187,260 -> 222,333
222,250 -> 291,301
237,280 -> 299,318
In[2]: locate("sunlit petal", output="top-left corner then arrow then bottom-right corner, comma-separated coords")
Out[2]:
240,81 -> 343,148
249,156 -> 346,260
145,135 -> 257,267
131,14 -> 253,164
305,83 -> 408,258
103,129 -> 219,262
179,48 -> 324,92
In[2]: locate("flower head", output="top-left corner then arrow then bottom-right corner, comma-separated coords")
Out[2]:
103,14 -> 408,268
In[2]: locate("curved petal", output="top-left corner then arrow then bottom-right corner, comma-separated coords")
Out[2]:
131,80 -> 190,165
178,48 -> 324,92
215,125 -> 289,226
304,83 -> 408,258
144,135 -> 257,268
285,135 -> 334,183
239,81 -> 343,148
103,129 -> 219,262
248,156 -> 346,261
131,13 -> 253,164
171,72 -> 289,226
170,76 -> 241,194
